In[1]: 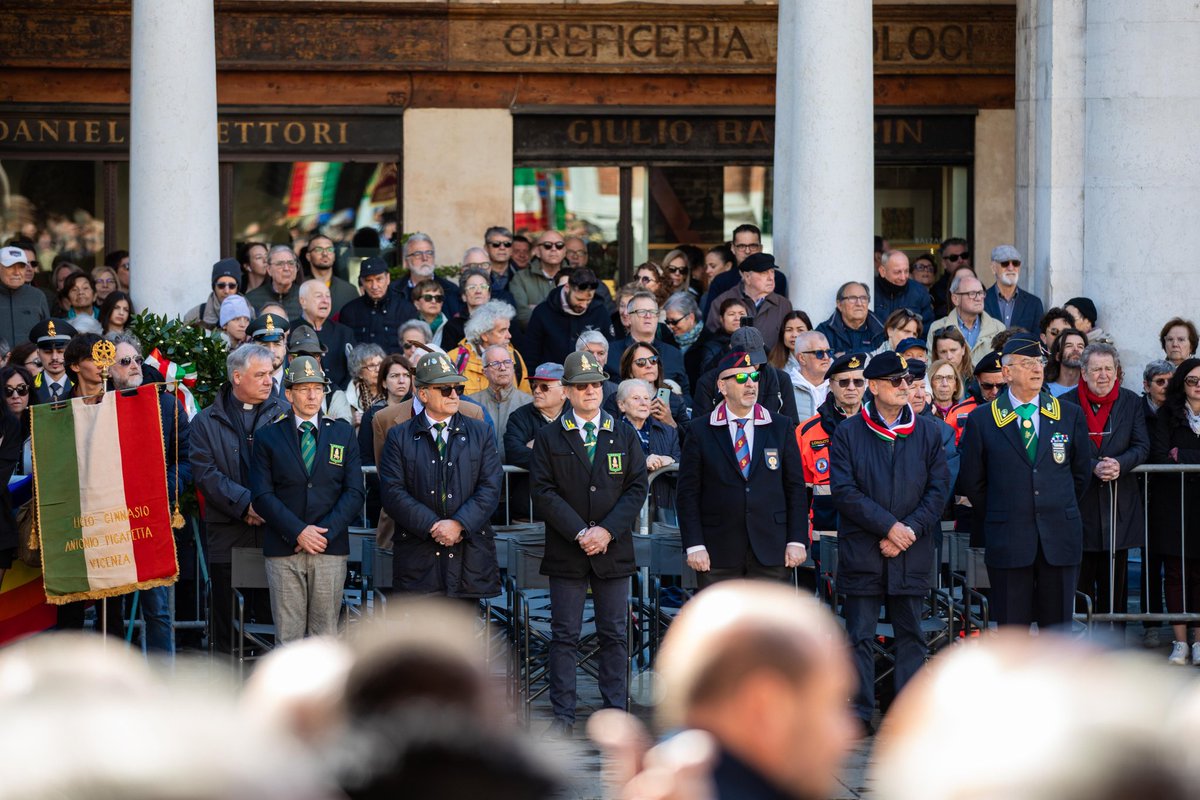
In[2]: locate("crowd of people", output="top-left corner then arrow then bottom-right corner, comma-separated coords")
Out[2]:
1,222 -> 1199,762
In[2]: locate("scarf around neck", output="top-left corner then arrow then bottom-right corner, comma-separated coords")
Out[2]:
861,400 -> 915,442
1078,379 -> 1118,445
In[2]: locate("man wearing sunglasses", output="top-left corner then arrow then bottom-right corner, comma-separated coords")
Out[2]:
0,246 -> 49,347
530,350 -> 648,737
483,225 -> 519,293
525,268 -> 613,367
798,352 -> 867,548
185,258 -> 247,332
931,237 -> 971,318
829,351 -> 950,735
984,244 -> 1044,332
379,351 -> 503,602
510,230 -> 568,329
29,318 -> 75,404
678,351 -> 807,589
789,331 -> 834,421
958,334 -> 1092,630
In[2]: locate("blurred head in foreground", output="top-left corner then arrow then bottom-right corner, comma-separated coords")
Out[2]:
655,581 -> 857,800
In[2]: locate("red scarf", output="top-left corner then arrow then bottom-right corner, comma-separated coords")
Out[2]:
1078,379 -> 1117,445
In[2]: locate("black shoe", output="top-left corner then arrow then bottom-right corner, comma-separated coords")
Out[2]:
544,718 -> 574,739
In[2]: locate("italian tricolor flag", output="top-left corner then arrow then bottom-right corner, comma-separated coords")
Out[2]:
31,386 -> 178,605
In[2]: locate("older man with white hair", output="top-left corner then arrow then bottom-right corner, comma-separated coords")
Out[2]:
389,232 -> 461,316
786,330 -> 833,421
467,342 -> 532,451
298,278 -> 356,388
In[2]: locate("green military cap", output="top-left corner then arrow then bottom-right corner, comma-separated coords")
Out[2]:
414,351 -> 466,386
562,350 -> 609,384
284,355 -> 329,388
248,313 -> 288,343
287,323 -> 326,356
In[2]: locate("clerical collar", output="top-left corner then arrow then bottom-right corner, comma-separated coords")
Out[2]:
242,402 -> 254,410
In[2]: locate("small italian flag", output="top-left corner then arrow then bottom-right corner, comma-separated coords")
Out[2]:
31,386 -> 178,605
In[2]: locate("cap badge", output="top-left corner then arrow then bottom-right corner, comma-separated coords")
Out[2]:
741,354 -> 752,367
899,355 -> 908,369
265,315 -> 275,332
848,356 -> 861,369
47,321 -> 56,337
304,360 -> 315,377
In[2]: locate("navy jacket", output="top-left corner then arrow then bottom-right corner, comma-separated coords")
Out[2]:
1060,387 -> 1149,551
873,275 -> 935,330
676,403 -> 808,569
816,311 -> 886,356
531,411 -> 648,579
379,411 -> 503,598
251,413 -> 365,558
336,292 -> 417,353
525,286 -> 614,367
155,390 -> 191,506
692,364 -> 799,427
606,336 -> 690,400
957,393 -> 1092,569
984,284 -> 1045,333
310,319 -> 357,389
830,408 -> 951,596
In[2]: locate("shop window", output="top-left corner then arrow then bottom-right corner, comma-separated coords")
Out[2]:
0,159 -> 106,272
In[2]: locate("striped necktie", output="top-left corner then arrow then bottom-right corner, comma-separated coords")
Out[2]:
433,422 -> 447,457
734,418 -> 751,479
583,421 -> 597,463
1015,403 -> 1037,463
299,421 -> 316,474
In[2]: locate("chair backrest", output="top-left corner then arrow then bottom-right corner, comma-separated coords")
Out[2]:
348,527 -> 375,563
231,547 -> 270,590
512,542 -> 550,591
374,547 -> 394,590
965,546 -> 991,589
632,533 -> 653,569
494,522 -> 545,571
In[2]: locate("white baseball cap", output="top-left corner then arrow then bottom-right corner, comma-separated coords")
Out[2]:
0,246 -> 28,268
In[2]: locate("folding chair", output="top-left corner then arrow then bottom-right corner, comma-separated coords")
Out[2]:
230,547 -> 274,678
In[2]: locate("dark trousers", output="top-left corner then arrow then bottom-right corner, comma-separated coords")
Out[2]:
1165,557 -> 1200,631
1144,551 -> 1166,624
697,547 -> 790,590
1077,549 -> 1130,617
990,542 -> 1079,628
210,562 -> 274,654
56,596 -> 125,637
548,573 -> 629,724
842,593 -> 925,723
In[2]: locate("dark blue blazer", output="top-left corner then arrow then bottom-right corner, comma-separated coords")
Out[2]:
251,412 -> 364,557
956,393 -> 1091,569
676,403 -> 808,569
984,284 -> 1045,333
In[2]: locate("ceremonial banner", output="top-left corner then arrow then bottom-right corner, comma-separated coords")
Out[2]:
30,386 -> 178,604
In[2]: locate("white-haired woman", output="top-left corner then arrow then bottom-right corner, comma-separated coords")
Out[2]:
616,378 -> 680,522
344,342 -> 386,428
447,300 -> 531,395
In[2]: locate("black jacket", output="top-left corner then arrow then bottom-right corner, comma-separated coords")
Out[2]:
676,403 -> 807,569
379,411 -> 503,598
873,274 -> 935,330
251,413 -> 365,558
524,286 -> 613,368
503,403 -> 564,469
310,319 -> 357,388
830,406 -> 951,595
693,364 -> 800,427
531,410 -> 648,579
0,412 -> 21,554
1150,401 -> 1200,557
1060,387 -> 1150,551
336,292 -> 417,353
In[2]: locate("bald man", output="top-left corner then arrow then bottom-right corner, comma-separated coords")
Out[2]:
654,581 -> 858,800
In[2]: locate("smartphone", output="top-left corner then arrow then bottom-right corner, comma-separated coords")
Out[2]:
656,387 -> 672,406
739,315 -> 755,328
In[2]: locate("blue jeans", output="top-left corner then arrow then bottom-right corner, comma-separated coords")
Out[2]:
139,585 -> 174,655
548,574 -> 629,724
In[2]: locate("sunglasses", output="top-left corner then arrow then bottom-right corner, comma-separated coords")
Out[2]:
418,294 -> 444,303
215,281 -> 239,290
1150,377 -> 1171,387
979,380 -> 1006,392
431,385 -> 462,397
4,384 -> 28,397
540,242 -> 566,250
801,348 -> 834,359
942,252 -> 970,262
486,240 -> 513,248
571,282 -> 599,292
632,356 -> 659,368
638,275 -> 658,284
118,355 -> 144,367
879,375 -> 914,388
664,316 -> 686,327
665,266 -> 686,275
570,381 -> 603,390
1185,376 -> 1200,388
402,341 -> 423,350
722,371 -> 760,384
834,377 -> 866,389
998,260 -> 1021,268
531,382 -> 561,393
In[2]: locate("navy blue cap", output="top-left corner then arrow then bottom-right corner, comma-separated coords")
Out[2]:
863,351 -> 909,379
359,256 -> 389,279
823,352 -> 867,381
738,253 -> 775,273
1000,334 -> 1043,359
895,337 -> 929,354
974,351 -> 1004,375
907,359 -> 927,380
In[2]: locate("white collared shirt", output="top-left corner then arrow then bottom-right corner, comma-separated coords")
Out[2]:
293,412 -> 319,431
1008,390 -> 1041,437
425,411 -> 452,444
726,412 -> 755,456
573,410 -> 602,443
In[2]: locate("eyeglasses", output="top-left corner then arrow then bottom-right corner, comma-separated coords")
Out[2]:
931,375 -> 956,384
638,275 -> 658,284
1150,377 -> 1171,387
998,260 -> 1021,268
912,262 -> 936,272
665,266 -> 686,275
954,290 -> 986,300
1185,376 -> 1200,388
942,252 -> 970,262
664,316 -> 686,328
880,375 -> 914,388
1010,357 -> 1048,368
801,348 -> 834,359
418,294 -> 444,303
571,282 -> 599,292
431,385 -> 462,397
628,308 -> 657,318
732,243 -> 762,253
839,295 -> 869,304
531,382 -> 561,393
486,240 -> 512,248
406,250 -> 435,261
633,356 -> 659,368
464,283 -> 490,293
402,341 -> 423,350
215,281 -> 239,290
834,377 -> 866,389
117,356 -> 144,367
721,371 -> 760,384
95,277 -> 117,286
978,380 -> 1006,392
24,358 -> 41,368
484,359 -> 514,370
310,246 -> 335,255
270,260 -> 297,268
540,242 -> 566,250
4,384 -> 28,398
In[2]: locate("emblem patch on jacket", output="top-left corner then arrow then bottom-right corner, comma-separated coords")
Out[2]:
608,453 -> 623,474
329,444 -> 344,465
765,448 -> 780,470
1051,432 -> 1068,464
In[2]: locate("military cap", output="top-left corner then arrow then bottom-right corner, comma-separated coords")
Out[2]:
1001,333 -> 1044,359
287,323 -> 326,356
358,255 -> 390,279
824,352 -> 867,381
248,313 -> 288,343
863,351 -> 909,380
30,318 -> 76,347
738,252 -> 775,273
974,351 -> 1004,375
283,355 -> 329,388
717,351 -> 756,375
907,358 -> 928,380
529,362 -> 565,382
895,337 -> 929,355
562,350 -> 609,384
414,351 -> 467,386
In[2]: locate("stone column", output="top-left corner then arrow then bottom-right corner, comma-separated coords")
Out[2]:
129,0 -> 220,318
1082,0 -> 1200,376
772,0 -> 874,323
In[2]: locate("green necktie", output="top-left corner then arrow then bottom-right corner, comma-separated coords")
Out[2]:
433,421 -> 447,457
299,421 -> 316,474
583,421 -> 597,463
1014,403 -> 1037,463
